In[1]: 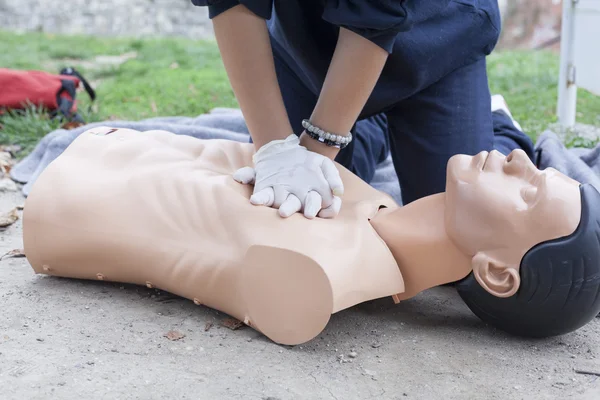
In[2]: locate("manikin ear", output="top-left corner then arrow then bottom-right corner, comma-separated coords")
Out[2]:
471,252 -> 521,298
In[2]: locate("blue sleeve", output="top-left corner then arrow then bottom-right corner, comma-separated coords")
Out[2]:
190,0 -> 272,20
322,0 -> 451,53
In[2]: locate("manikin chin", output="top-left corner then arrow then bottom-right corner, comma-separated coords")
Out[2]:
22,127 -> 600,345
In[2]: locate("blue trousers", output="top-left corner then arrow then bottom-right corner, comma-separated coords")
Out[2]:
273,53 -> 535,205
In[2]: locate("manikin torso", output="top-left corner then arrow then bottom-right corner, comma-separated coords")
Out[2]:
22,127 -> 582,345
23,128 -> 404,345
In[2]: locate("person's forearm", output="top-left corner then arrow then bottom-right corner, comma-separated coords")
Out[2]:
212,5 -> 292,149
301,28 -> 389,159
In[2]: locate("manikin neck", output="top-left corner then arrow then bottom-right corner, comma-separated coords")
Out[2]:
369,193 -> 473,301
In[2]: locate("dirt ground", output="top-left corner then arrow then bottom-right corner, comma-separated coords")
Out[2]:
1,188 -> 600,400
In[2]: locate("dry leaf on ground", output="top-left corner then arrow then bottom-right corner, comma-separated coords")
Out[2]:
221,318 -> 244,330
0,248 -> 26,261
0,151 -> 13,175
163,330 -> 186,341
0,208 -> 19,228
61,121 -> 85,130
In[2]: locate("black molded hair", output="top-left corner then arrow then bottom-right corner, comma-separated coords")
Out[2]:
457,184 -> 600,338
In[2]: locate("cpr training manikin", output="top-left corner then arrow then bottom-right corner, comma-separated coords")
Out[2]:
21,127 -> 600,345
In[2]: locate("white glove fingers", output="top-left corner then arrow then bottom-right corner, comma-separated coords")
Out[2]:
303,191 -> 322,219
232,166 -> 256,184
279,194 -> 302,218
250,187 -> 275,206
317,195 -> 342,219
313,174 -> 334,209
272,186 -> 290,208
321,159 -> 344,197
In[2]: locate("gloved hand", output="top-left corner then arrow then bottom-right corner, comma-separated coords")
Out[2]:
233,134 -> 343,219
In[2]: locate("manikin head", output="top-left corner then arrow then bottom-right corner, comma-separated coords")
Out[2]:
445,149 -> 600,337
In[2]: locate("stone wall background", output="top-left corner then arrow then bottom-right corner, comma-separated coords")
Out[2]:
497,0 -> 562,50
0,0 -> 562,49
0,0 -> 214,40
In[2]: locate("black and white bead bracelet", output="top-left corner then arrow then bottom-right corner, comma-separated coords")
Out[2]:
302,119 -> 353,149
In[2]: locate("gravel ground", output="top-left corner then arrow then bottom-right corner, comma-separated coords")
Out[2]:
1,188 -> 600,400
549,122 -> 600,147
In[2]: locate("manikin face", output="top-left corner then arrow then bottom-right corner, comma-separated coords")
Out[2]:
444,149 -> 582,297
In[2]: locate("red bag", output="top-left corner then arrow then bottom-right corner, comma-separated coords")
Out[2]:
0,67 -> 95,122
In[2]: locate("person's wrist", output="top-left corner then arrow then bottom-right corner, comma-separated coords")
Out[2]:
253,134 -> 299,163
299,131 -> 340,160
252,131 -> 292,150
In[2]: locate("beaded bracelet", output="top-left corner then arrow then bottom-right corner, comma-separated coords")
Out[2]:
302,119 -> 353,149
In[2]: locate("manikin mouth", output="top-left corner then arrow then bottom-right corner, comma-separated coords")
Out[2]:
481,151 -> 491,171
473,151 -> 490,171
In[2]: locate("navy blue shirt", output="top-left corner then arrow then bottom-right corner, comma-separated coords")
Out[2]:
192,0 -> 501,119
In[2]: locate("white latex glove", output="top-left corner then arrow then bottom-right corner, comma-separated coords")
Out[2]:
233,134 -> 343,219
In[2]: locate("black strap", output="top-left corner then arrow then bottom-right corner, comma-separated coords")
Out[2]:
55,78 -> 77,118
52,79 -> 83,123
60,67 -> 96,102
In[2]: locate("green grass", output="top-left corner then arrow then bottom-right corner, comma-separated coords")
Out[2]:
0,31 -> 236,155
1,30 -> 599,156
487,50 -> 600,138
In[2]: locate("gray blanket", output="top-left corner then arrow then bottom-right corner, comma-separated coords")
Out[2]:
10,108 -> 600,204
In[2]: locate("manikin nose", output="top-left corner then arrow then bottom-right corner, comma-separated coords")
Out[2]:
506,149 -> 530,163
504,149 -> 537,177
